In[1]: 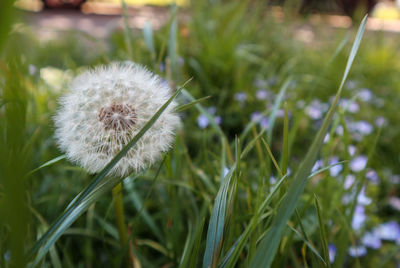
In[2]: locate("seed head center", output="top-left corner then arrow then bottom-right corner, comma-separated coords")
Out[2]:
98,102 -> 136,131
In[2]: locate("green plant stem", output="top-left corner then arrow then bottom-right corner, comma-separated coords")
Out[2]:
112,182 -> 129,251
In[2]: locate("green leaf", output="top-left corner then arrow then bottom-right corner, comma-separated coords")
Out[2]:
249,15 -> 367,268
28,84 -> 185,266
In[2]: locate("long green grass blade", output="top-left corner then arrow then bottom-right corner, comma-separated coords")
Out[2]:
203,164 -> 236,268
314,194 -> 331,268
267,78 -> 291,144
28,85 -> 185,266
249,15 -> 367,268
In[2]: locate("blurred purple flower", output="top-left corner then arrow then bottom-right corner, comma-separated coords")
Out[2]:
362,230 -> 382,249
389,197 -> 400,211
214,116 -> 222,125
328,244 -> 336,263
340,99 -> 359,113
336,125 -> 344,136
256,89 -> 269,100
159,62 -> 165,72
29,64 -> 37,76
312,159 -> 323,173
348,121 -> 373,136
358,88 -> 373,102
348,245 -> 367,257
375,221 -> 400,241
276,109 -> 285,118
350,155 -> 368,172
375,116 -> 387,127
352,205 -> 366,231
329,157 -> 343,177
207,106 -> 217,115
197,115 -> 209,129
251,112 -> 269,129
357,187 -> 372,206
324,133 -> 330,143
251,112 -> 262,122
234,92 -> 247,103
344,175 -> 356,190
306,100 -> 328,120
260,117 -> 269,129
365,169 -> 379,184
348,145 -> 357,156
223,167 -> 229,177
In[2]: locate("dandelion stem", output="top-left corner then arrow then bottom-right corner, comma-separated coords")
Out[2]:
112,182 -> 133,267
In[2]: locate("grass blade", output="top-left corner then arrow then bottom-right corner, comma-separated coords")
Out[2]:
27,155 -> 66,177
249,15 -> 367,268
203,165 -> 236,268
314,194 -> 331,268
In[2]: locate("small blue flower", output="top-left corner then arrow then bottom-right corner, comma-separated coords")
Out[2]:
375,221 -> 400,241
375,116 -> 387,127
234,92 -> 247,103
344,175 -> 356,190
365,169 -> 379,184
352,205 -> 366,231
256,89 -> 269,100
358,88 -> 373,102
214,116 -> 222,125
348,245 -> 367,257
350,155 -> 368,172
362,230 -> 382,249
329,157 -> 343,177
197,115 -> 209,129
328,244 -> 336,263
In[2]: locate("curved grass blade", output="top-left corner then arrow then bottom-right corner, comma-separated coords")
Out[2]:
26,155 -> 66,177
28,85 -> 185,266
175,95 -> 211,112
249,15 -> 367,268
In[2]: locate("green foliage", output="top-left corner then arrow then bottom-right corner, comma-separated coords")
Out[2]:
0,1 -> 399,268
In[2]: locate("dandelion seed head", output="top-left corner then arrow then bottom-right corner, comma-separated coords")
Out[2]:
54,62 -> 180,177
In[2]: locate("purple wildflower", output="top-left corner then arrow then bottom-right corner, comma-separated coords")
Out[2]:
352,205 -> 366,231
329,157 -> 343,177
328,244 -> 336,263
350,155 -> 368,172
234,92 -> 247,103
344,175 -> 356,190
256,89 -> 269,100
365,169 -> 379,184
375,221 -> 400,241
197,115 -> 209,129
362,230 -> 382,249
358,88 -> 373,102
348,245 -> 367,257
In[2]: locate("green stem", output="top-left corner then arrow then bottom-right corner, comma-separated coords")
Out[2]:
112,182 -> 128,248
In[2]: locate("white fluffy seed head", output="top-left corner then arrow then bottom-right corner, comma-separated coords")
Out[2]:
54,62 -> 180,177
